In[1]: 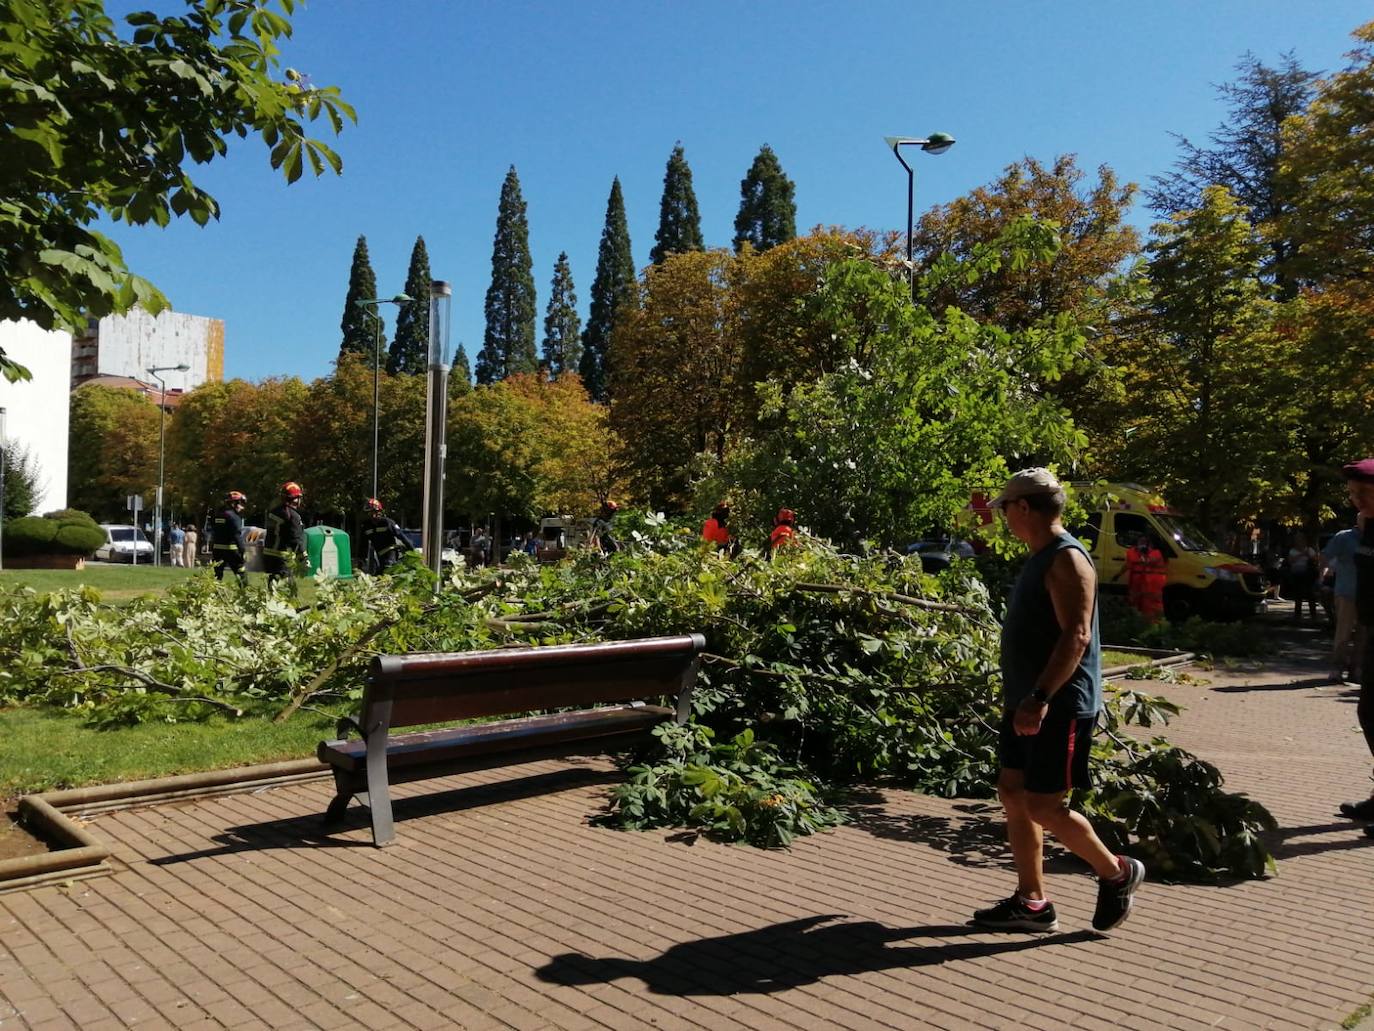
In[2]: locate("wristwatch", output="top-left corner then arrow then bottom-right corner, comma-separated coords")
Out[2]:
1029,687 -> 1051,705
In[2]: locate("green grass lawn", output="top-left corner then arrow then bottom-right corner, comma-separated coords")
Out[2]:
0,707 -> 336,800
0,563 -> 318,603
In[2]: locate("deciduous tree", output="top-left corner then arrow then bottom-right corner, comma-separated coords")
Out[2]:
0,0 -> 353,383
650,144 -> 705,265
580,177 -> 635,401
541,252 -> 581,378
733,144 -> 797,254
477,166 -> 537,384
68,385 -> 159,520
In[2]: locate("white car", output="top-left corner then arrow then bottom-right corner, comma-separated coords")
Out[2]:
95,524 -> 155,563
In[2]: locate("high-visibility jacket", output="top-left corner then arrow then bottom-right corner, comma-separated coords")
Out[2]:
211,508 -> 246,554
769,524 -> 796,553
1125,546 -> 1167,619
702,517 -> 731,547
264,504 -> 305,559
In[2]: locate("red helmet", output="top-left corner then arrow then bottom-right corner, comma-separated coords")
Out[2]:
282,481 -> 304,499
776,508 -> 795,524
226,490 -> 247,504
603,500 -> 620,511
365,497 -> 383,512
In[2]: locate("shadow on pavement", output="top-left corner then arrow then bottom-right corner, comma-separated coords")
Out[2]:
1268,820 -> 1374,860
537,915 -> 1101,994
148,765 -> 618,865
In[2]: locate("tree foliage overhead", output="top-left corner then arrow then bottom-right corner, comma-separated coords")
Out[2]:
387,236 -> 431,375
0,0 -> 354,383
477,166 -> 537,384
580,177 -> 635,402
733,144 -> 797,254
541,252 -> 581,378
338,234 -> 381,364
1149,52 -> 1316,298
650,144 -> 705,266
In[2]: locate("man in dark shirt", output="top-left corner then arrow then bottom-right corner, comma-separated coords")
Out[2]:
973,468 -> 1145,934
360,497 -> 410,574
210,491 -> 248,583
1336,458 -> 1374,830
263,481 -> 307,584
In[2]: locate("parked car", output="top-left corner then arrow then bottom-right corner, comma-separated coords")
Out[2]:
905,537 -> 974,573
399,529 -> 461,568
95,524 -> 155,563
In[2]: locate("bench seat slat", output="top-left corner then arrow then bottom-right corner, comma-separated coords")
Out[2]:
318,704 -> 672,772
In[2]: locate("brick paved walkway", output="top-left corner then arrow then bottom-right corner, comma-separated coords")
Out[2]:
2,642 -> 1372,1030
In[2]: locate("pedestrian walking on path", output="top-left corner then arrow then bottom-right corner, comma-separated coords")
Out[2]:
1322,514 -> 1366,683
974,468 -> 1145,933
1336,458 -> 1374,832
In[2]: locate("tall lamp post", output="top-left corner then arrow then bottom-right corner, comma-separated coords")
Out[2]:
885,133 -> 956,296
355,294 -> 414,500
422,281 -> 453,585
147,364 -> 189,567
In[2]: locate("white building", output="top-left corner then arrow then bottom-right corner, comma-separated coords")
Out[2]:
71,308 -> 224,393
0,320 -> 72,515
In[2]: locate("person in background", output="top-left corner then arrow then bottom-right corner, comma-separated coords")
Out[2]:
1323,515 -> 1365,683
702,503 -> 735,554
263,481 -> 307,583
168,522 -> 185,567
522,531 -> 539,557
211,491 -> 248,582
1336,458 -> 1374,831
1287,532 -> 1320,623
1118,532 -> 1167,623
768,508 -> 797,560
182,522 -> 198,569
591,501 -> 620,555
360,497 -> 410,574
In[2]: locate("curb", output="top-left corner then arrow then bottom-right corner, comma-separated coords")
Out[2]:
2,758 -> 329,895
1103,646 -> 1195,681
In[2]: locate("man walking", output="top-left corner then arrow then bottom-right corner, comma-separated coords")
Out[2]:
1336,459 -> 1374,829
973,468 -> 1145,933
211,491 -> 248,582
263,481 -> 307,584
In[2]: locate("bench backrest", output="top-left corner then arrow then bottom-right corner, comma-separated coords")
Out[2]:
363,634 -> 706,730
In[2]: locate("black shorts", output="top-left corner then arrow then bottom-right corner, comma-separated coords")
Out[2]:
998,705 -> 1095,794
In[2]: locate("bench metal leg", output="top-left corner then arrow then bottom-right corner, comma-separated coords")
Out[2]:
323,769 -> 356,826
365,743 -> 395,847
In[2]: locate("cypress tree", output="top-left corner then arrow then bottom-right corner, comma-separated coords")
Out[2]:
387,235 -> 432,374
580,177 -> 636,401
541,252 -> 582,378
733,144 -> 797,253
650,143 -> 704,265
477,166 -> 537,383
453,343 -> 472,387
339,234 -> 382,364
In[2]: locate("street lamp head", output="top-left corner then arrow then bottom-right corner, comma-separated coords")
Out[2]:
390,293 -> 413,304
920,132 -> 956,155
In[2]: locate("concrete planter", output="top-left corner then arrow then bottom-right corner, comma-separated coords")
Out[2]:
2,553 -> 86,570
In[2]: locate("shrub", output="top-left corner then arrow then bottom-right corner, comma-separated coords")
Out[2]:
2,509 -> 105,556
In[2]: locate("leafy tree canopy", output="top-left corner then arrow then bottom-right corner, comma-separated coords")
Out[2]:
0,0 -> 354,383
67,384 -> 160,521
650,144 -> 705,265
733,144 -> 797,254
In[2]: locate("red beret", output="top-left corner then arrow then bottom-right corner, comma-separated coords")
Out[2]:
1342,458 -> 1374,483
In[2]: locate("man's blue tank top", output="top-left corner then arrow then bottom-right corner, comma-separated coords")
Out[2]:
999,531 -> 1102,717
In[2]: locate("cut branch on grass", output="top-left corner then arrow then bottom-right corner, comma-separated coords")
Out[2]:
56,665 -> 245,716
272,610 -> 411,724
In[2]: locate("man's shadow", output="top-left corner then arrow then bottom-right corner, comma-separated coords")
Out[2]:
537,915 -> 1100,995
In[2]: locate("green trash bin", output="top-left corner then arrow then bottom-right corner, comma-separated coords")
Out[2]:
305,525 -> 353,580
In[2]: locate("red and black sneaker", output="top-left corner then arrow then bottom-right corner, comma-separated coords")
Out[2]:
971,895 -> 1059,933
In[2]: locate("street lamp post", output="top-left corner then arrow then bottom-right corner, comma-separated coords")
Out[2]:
147,364 -> 189,567
355,295 -> 414,500
422,281 -> 453,586
885,133 -> 956,297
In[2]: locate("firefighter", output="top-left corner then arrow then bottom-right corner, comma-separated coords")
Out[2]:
361,497 -> 410,573
211,491 -> 249,582
768,507 -> 797,560
263,481 -> 307,583
701,502 -> 739,556
591,500 -> 621,555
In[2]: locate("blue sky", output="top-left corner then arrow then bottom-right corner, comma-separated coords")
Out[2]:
106,1 -> 1370,383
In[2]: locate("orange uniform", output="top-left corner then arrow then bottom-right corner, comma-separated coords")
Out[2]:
1125,545 -> 1167,622
769,524 -> 796,551
702,517 -> 731,547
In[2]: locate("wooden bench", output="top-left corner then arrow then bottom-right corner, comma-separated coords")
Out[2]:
318,634 -> 705,846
